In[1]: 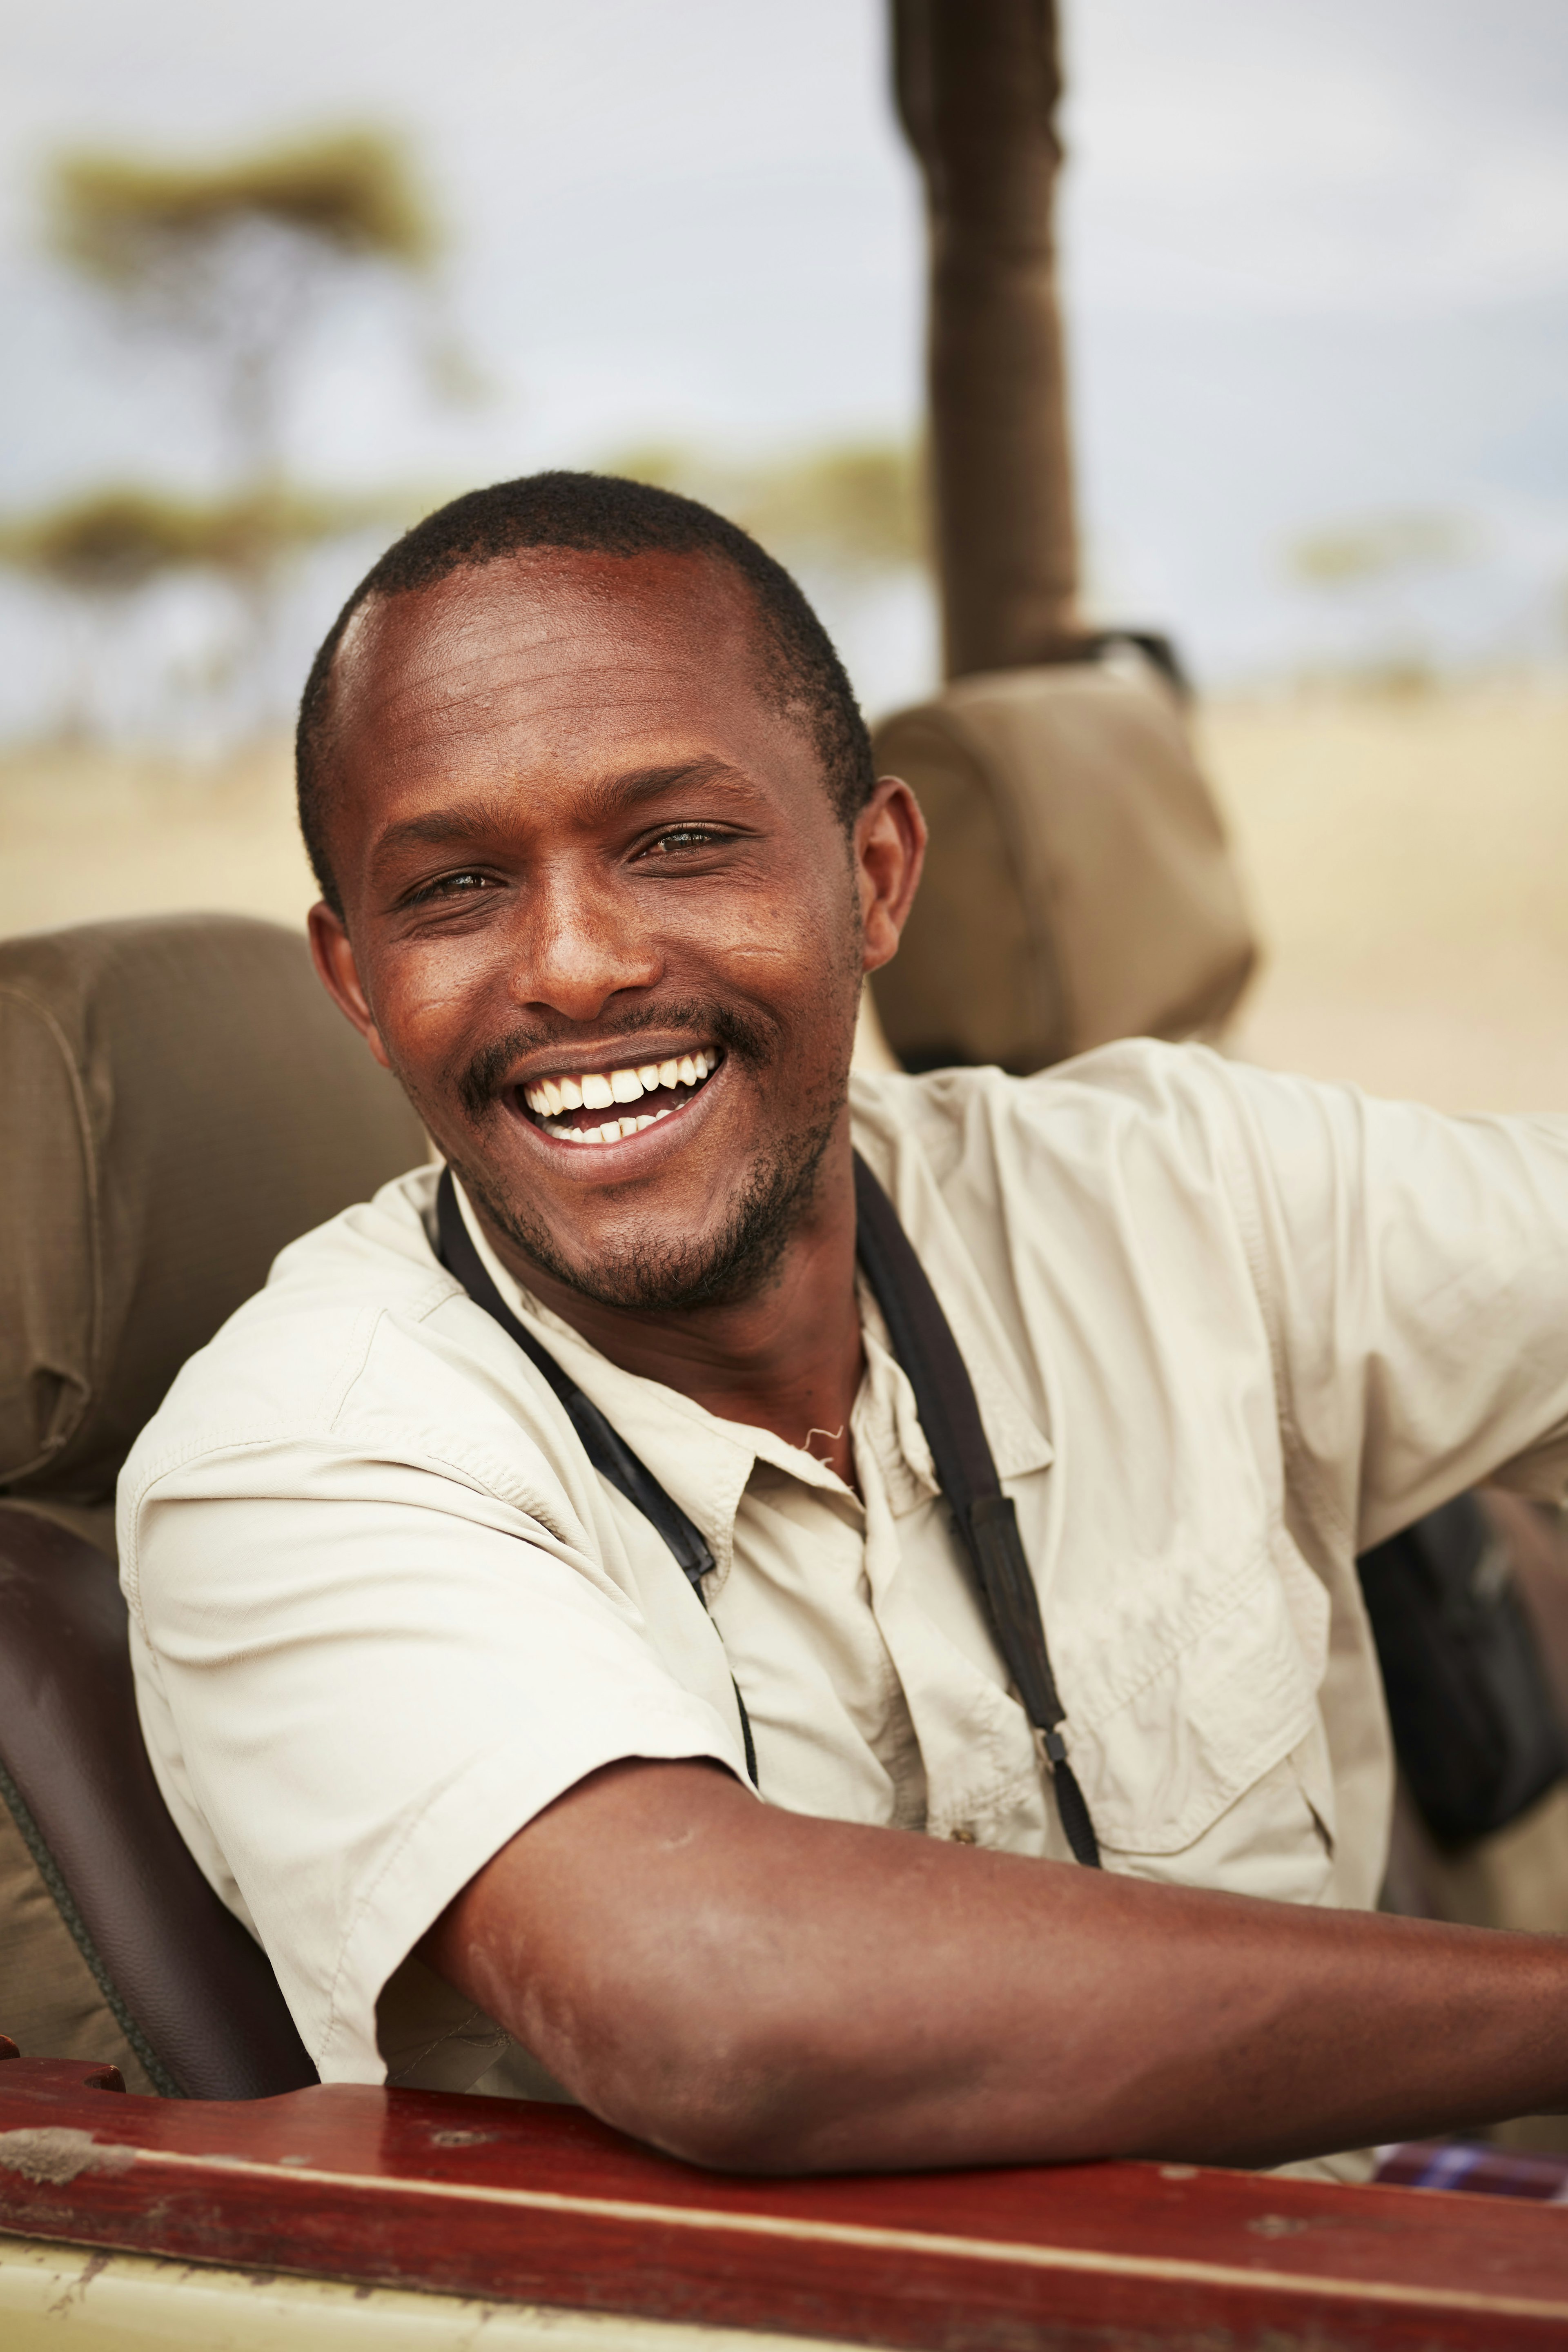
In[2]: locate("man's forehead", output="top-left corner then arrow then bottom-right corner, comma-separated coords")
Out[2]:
335,545 -> 762,736
320,547 -> 830,865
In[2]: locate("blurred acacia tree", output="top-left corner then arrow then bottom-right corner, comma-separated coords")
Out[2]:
1287,510 -> 1479,689
0,485 -> 399,594
609,440 -> 932,720
3,129 -> 450,738
50,131 -> 437,478
0,483 -> 412,742
613,441 -> 925,576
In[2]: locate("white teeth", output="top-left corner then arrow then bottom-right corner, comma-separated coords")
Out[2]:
541,1100 -> 677,1143
530,1049 -> 720,1136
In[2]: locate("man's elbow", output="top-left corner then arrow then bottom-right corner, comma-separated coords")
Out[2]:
557,1997 -> 855,2176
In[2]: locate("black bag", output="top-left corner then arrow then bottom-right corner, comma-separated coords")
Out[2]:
1358,1494 -> 1566,1845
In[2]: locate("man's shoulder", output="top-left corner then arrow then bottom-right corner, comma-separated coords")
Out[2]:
120,1164 -> 469,1491
849,1038 -> 1255,1185
265,1160 -> 449,1311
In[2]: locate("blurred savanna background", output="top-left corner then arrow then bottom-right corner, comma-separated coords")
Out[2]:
3,0 -> 1567,1111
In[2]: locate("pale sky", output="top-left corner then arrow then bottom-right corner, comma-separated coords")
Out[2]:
2,0 -> 1566,727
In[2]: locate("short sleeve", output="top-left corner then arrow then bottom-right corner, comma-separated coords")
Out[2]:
1214,1062 -> 1568,1548
124,1436 -> 744,2084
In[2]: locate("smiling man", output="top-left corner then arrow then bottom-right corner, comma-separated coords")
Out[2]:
121,473 -> 1568,2179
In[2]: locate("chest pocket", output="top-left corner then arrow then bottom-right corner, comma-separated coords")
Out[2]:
1065,1529 -> 1331,1862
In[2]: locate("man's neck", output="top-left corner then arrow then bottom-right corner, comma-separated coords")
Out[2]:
477,1145 -> 866,1490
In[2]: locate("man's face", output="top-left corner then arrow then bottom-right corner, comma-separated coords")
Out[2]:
310,548 -> 921,1312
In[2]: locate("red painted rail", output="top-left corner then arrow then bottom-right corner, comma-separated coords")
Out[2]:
2,2046 -> 1567,2348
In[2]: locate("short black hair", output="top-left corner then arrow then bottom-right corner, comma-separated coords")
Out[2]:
296,470 -> 876,916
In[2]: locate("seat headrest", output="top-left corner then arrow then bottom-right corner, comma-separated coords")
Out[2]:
870,660 -> 1256,1074
0,915 -> 427,1505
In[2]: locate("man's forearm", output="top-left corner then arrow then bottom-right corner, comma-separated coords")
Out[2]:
426,1759 -> 1568,2174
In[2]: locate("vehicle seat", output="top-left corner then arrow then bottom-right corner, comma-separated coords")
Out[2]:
868,652 -> 1256,1073
0,914 -> 428,2095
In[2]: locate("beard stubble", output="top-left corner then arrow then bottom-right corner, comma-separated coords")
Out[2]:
435,992 -> 848,1313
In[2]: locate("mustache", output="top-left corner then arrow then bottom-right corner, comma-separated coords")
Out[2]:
455,998 -> 777,1122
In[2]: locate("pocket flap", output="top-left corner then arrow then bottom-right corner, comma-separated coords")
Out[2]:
1070,1548 -> 1321,1855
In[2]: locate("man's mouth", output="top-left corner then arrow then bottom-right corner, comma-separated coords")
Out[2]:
517,1049 -> 722,1145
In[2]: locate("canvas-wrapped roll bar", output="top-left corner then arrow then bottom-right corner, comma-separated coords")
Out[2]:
893,0 -> 1081,679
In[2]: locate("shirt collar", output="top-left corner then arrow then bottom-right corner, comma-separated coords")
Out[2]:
449,1165 -> 1051,1566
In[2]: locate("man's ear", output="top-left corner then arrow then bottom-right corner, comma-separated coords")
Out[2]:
307,902 -> 393,1071
855,777 -> 927,977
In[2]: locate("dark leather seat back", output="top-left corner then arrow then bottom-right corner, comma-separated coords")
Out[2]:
0,914 -> 428,2096
0,1511 -> 317,2097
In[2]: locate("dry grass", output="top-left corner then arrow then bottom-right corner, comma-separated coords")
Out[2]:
1204,679 -> 1568,1114
0,736 -> 315,938
3,678 -> 1566,1112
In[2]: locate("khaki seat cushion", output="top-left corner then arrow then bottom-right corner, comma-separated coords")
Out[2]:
0,912 -> 426,1510
870,657 -> 1256,1074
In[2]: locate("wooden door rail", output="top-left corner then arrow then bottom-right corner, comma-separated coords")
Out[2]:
3,2045 -> 1568,2348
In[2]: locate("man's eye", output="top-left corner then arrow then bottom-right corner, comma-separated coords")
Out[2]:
646,826 -> 722,855
405,870 -> 492,906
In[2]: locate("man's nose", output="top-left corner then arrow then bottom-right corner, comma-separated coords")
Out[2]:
509,864 -> 661,1024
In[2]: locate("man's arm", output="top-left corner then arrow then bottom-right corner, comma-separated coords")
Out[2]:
425,1758 -> 1568,2174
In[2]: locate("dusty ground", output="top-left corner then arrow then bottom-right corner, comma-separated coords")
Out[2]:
1204,679 -> 1568,1114
0,736 -> 319,941
3,679 -> 1566,1111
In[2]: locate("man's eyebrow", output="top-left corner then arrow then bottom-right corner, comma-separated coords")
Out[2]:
368,799 -> 508,873
369,760 -> 753,873
576,755 -> 752,826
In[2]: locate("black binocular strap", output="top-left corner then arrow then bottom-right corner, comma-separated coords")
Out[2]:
435,1166 -> 758,1788
852,1154 -> 1100,1868
437,1158 -> 1098,1865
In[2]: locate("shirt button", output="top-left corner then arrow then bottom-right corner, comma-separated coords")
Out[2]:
949,1826 -> 976,1844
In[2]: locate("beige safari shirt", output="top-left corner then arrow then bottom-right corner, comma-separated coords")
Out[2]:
119,1046 -> 1568,2111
